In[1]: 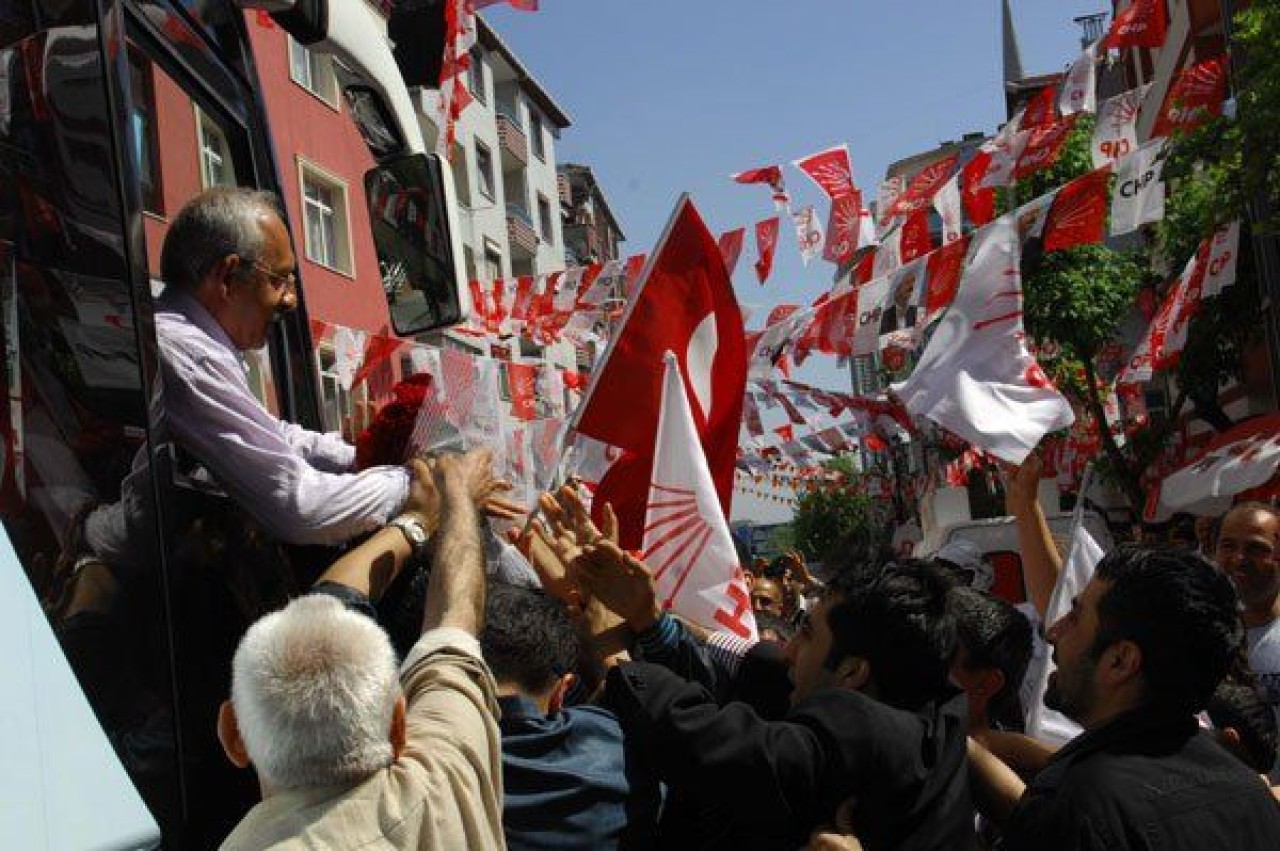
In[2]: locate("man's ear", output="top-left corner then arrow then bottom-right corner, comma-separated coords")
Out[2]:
547,672 -> 577,715
213,254 -> 242,299
836,656 -> 871,692
976,668 -> 1006,700
389,694 -> 408,760
1101,640 -> 1143,686
217,700 -> 252,770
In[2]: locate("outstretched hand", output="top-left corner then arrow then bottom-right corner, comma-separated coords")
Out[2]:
575,540 -> 661,633
1000,450 -> 1044,511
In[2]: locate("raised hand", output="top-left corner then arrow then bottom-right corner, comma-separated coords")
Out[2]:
574,540 -> 661,633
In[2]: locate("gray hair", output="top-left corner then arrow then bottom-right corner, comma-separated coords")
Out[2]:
160,187 -> 281,290
230,594 -> 401,789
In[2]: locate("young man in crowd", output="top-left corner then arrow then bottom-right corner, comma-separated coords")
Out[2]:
970,547 -> 1280,850
949,586 -> 1034,734
594,548 -> 974,850
215,450 -> 507,850
1214,502 -> 1280,779
480,583 -> 660,850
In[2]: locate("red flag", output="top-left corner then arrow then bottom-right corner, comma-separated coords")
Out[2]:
1151,56 -> 1228,138
718,228 -> 746,277
754,217 -> 781,285
1043,166 -> 1112,252
1014,115 -> 1080,180
490,278 -> 509,326
901,211 -> 933,264
506,361 -> 539,421
888,154 -> 960,217
1102,0 -> 1168,50
473,0 -> 539,10
468,279 -> 488,325
822,191 -> 863,266
733,164 -> 783,186
351,335 -> 404,390
575,197 -> 747,548
1020,85 -> 1059,129
774,424 -> 794,444
924,235 -> 969,320
792,144 -> 856,200
855,250 -> 876,284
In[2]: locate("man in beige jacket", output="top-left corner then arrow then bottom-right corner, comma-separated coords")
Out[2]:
217,449 -> 506,850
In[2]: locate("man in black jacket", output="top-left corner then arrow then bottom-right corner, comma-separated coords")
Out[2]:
603,557 -> 974,851
976,547 -> 1280,850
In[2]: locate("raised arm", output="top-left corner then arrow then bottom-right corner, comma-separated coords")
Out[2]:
1003,453 -> 1061,619
421,449 -> 493,636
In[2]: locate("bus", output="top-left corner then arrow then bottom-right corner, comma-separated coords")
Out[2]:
1,0 -> 462,845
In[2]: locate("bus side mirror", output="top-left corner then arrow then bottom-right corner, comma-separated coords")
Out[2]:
365,153 -> 465,335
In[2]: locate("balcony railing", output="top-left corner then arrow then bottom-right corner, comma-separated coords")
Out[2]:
506,203 -> 539,255
495,111 -> 528,166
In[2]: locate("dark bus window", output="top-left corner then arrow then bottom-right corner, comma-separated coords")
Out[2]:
0,0 -> 182,834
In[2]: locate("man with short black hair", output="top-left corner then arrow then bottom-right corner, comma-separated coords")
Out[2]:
604,558 -> 974,850
480,583 -> 659,850
975,547 -> 1280,850
949,586 -> 1033,732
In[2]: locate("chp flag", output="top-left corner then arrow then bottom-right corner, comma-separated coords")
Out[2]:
891,216 -> 1075,465
645,354 -> 757,640
1110,139 -> 1167,236
571,195 -> 747,550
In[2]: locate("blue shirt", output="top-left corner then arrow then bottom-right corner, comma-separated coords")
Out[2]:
498,694 -> 660,850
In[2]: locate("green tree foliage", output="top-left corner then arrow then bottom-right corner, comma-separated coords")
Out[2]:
790,459 -> 879,563
1234,1 -> 1280,232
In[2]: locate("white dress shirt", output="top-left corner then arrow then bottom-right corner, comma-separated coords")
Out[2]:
154,289 -> 409,546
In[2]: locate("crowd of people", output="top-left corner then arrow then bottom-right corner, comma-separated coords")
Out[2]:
92,189 -> 1280,849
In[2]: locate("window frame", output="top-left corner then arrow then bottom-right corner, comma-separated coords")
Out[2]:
530,110 -> 545,161
126,49 -> 164,215
287,35 -> 340,108
475,140 -> 495,201
194,106 -> 234,188
536,192 -> 552,242
297,157 -> 355,276
467,49 -> 486,103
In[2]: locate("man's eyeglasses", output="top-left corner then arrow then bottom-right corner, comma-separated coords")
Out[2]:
252,261 -> 296,289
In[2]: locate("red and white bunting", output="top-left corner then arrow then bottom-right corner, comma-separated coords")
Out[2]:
875,175 -> 907,234
923,235 -> 970,322
1102,0 -> 1168,50
891,216 -> 1074,464
1015,190 -> 1059,242
901,210 -> 933,264
1110,139 -> 1167,236
1092,84 -> 1151,167
962,151 -> 997,226
1154,414 -> 1280,513
754,216 -> 781,284
1059,42 -> 1099,116
872,223 -> 903,278
507,361 -> 539,421
888,154 -> 960,217
823,191 -> 863,267
933,173 -> 964,245
1014,114 -> 1080,180
851,276 -> 890,356
718,227 -> 746,277
792,204 -> 825,267
979,128 -> 1031,189
1021,85 -> 1059,129
792,144 -> 856,200
1151,56 -> 1229,139
1202,221 -> 1241,298
1150,250 -> 1208,372
733,164 -> 790,211
1043,166 -> 1111,253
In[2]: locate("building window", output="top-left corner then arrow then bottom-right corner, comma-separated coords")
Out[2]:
467,49 -> 485,102
299,161 -> 352,274
537,193 -> 552,241
288,36 -> 339,105
196,108 -> 233,188
475,141 -> 495,200
482,243 -> 502,281
530,111 -> 545,160
127,52 -> 162,214
316,345 -> 368,437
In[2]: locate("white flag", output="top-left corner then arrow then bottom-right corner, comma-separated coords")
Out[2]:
1025,509 -> 1101,746
1092,84 -> 1151,168
979,129 -> 1031,189
792,204 -> 825,267
1015,190 -> 1058,242
933,173 -> 964,245
645,354 -> 757,641
1110,139 -> 1167,236
875,176 -> 906,235
1156,416 -> 1280,513
1058,43 -> 1098,116
332,327 -> 367,392
1202,220 -> 1241,298
851,276 -> 890,356
891,217 -> 1075,464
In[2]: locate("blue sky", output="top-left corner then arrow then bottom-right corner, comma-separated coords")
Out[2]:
488,0 -> 1107,390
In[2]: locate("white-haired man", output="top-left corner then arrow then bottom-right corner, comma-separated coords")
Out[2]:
216,449 -> 506,850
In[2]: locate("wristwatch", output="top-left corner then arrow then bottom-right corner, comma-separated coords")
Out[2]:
389,513 -> 430,558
